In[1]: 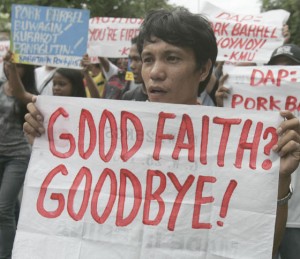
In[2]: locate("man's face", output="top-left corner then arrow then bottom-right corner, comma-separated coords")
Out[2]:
141,37 -> 209,105
129,44 -> 143,84
116,58 -> 128,70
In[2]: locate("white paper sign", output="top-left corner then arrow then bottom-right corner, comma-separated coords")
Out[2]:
0,40 -> 9,78
223,65 -> 300,114
201,2 -> 290,63
88,17 -> 143,58
13,96 -> 281,259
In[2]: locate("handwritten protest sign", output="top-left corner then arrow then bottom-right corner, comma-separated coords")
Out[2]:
223,65 -> 300,114
13,96 -> 281,258
88,17 -> 142,59
10,4 -> 90,69
0,40 -> 9,77
201,2 -> 290,63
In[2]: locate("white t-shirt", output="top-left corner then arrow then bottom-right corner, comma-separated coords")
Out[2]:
102,61 -> 119,81
35,66 -> 56,95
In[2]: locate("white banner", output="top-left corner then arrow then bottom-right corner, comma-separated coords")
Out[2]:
88,17 -> 143,58
13,96 -> 281,259
223,65 -> 300,114
201,2 -> 290,63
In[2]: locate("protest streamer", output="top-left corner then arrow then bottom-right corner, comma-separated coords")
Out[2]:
10,4 -> 90,69
13,96 -> 281,259
88,17 -> 142,59
201,2 -> 290,63
0,40 -> 9,77
223,65 -> 300,114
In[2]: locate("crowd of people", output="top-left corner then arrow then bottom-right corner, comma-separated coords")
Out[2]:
1,6 -> 300,259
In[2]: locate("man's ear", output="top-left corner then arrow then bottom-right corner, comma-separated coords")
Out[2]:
199,59 -> 212,82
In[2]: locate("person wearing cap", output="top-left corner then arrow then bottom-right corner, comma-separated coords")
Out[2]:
268,43 -> 300,66
269,43 -> 300,259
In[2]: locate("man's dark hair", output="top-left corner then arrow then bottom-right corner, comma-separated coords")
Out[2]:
137,8 -> 218,94
131,36 -> 138,45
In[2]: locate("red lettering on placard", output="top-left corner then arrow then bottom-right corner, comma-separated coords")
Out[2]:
120,28 -> 140,41
167,173 -> 195,231
91,168 -> 117,224
192,176 -> 216,229
285,96 -> 300,112
116,169 -> 142,226
89,28 -> 107,41
215,12 -> 255,23
251,68 -> 289,87
153,112 -> 176,160
143,170 -> 166,226
48,107 -> 75,158
213,117 -> 242,167
107,28 -> 117,41
99,109 -> 118,162
37,165 -> 240,230
200,115 -> 209,165
235,120 -> 263,169
121,111 -> 144,162
217,180 -> 238,227
37,164 -> 68,218
261,127 -> 278,170
67,167 -> 92,221
78,109 -> 96,159
212,22 -> 230,36
172,114 -> 195,162
232,94 -> 281,111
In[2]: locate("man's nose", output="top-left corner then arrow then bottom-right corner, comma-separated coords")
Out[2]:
149,61 -> 166,81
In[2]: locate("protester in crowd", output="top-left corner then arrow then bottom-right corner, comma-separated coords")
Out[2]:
35,65 -> 56,95
215,60 -> 260,107
51,67 -> 87,98
198,61 -> 223,106
24,8 -> 300,256
80,58 -> 105,98
122,36 -> 148,101
0,51 -> 38,259
266,43 -> 300,259
215,43 -> 300,258
268,43 -> 300,66
36,63 -> 95,98
99,56 -> 129,99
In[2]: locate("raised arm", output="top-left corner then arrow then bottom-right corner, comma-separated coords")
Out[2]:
98,57 -> 110,73
272,110 -> 300,255
81,54 -> 100,98
4,51 -> 35,104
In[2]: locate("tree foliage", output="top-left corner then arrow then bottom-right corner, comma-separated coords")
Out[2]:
261,0 -> 300,46
1,0 -> 175,19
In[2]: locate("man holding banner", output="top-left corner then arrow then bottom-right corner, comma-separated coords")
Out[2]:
22,8 -> 300,258
268,44 -> 300,259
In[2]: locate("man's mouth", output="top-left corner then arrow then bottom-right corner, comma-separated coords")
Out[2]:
149,87 -> 167,94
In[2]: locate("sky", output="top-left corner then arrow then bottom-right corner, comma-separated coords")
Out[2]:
168,0 -> 262,14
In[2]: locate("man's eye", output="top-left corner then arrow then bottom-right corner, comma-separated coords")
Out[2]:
167,56 -> 180,62
142,57 -> 152,63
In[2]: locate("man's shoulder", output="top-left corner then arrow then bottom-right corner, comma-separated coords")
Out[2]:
122,85 -> 147,101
